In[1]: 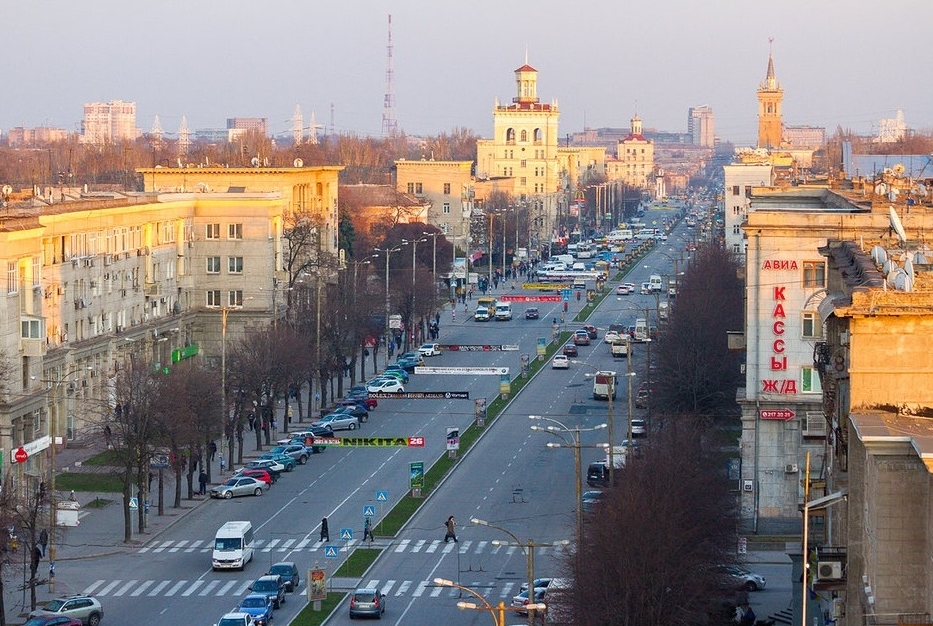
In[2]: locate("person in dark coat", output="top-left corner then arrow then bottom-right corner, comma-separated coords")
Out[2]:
198,470 -> 208,495
320,517 -> 330,542
444,516 -> 458,543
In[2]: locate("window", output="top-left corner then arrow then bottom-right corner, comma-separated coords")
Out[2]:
801,366 -> 823,394
206,224 -> 220,240
206,257 -> 221,273
21,318 -> 42,339
228,290 -> 243,307
520,130 -> 527,142
802,312 -> 821,339
227,223 -> 243,239
407,182 -> 415,194
506,128 -> 515,144
520,177 -> 527,186
802,261 -> 825,288
520,159 -> 527,168
443,183 -> 451,195
443,202 -> 451,214
7,261 -> 17,294
228,257 -> 243,274
732,185 -> 740,196
206,290 -> 222,307
415,183 -> 423,194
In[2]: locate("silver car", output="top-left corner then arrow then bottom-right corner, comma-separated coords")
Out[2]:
210,476 -> 267,499
312,412 -> 359,431
349,588 -> 386,619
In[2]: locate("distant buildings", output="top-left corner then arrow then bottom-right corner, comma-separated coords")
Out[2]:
687,105 -> 715,147
81,100 -> 138,144
874,109 -> 907,143
756,50 -> 784,150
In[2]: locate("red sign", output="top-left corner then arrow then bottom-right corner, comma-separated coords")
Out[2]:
14,447 -> 28,463
408,437 -> 425,447
759,409 -> 796,421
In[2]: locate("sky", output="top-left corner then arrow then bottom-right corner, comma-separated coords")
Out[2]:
3,1 -> 931,147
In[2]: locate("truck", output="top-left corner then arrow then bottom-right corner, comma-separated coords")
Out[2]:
633,318 -> 649,342
649,275 -> 663,292
592,370 -> 617,400
610,335 -> 630,358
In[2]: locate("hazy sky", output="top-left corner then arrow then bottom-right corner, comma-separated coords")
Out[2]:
3,1 -> 931,146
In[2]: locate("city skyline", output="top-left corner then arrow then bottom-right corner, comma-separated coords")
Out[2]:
2,1 -> 930,146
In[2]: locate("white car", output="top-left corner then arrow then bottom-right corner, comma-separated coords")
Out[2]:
604,330 -> 622,344
367,378 -> 405,394
551,355 -> 570,369
419,342 -> 441,357
615,285 -> 632,295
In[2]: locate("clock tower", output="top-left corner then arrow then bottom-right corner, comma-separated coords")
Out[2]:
757,42 -> 784,150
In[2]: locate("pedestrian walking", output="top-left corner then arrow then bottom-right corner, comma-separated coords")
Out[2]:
320,517 -> 330,542
363,518 -> 374,544
208,440 -> 217,462
452,309 -> 457,321
103,424 -> 113,449
198,470 -> 208,495
444,515 -> 458,543
39,529 -> 48,557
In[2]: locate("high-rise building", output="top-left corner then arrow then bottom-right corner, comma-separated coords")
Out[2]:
756,46 -> 784,150
226,117 -> 269,136
687,105 -> 715,147
82,100 -> 138,144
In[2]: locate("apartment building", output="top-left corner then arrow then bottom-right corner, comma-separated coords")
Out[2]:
687,105 -> 715,147
82,100 -> 138,144
394,159 -> 474,248
723,163 -> 773,259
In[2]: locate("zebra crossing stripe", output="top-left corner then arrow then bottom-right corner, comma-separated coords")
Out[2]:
112,580 -> 137,597
165,580 -> 187,596
412,580 -> 429,597
216,581 -> 238,596
425,541 -> 439,553
200,580 -> 221,596
182,580 -> 204,596
170,540 -> 188,553
395,580 -> 412,596
394,539 -> 410,553
148,581 -> 171,596
98,580 -> 123,595
83,580 -> 105,595
382,580 -> 396,596
474,540 -> 487,554
131,580 -> 154,596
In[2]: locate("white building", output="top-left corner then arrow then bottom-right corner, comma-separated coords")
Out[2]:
82,100 -> 138,144
723,163 -> 773,259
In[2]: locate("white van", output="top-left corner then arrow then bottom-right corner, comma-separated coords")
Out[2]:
212,520 -> 255,570
553,254 -> 575,267
494,302 -> 513,321
592,371 -> 618,401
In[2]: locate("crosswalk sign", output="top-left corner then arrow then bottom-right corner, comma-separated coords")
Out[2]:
340,527 -> 353,540
375,490 -> 389,502
363,505 -> 376,518
129,497 -> 139,510
324,545 -> 339,559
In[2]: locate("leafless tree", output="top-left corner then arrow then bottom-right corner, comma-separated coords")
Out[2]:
564,422 -> 736,626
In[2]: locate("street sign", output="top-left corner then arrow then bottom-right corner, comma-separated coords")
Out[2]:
13,447 -> 28,464
442,345 -> 519,352
340,528 -> 353,540
129,497 -> 139,510
522,283 -> 570,290
410,462 -> 424,490
369,391 -> 469,399
363,505 -> 376,518
415,366 -> 509,375
324,545 -> 339,559
150,454 -> 169,469
375,490 -> 389,502
497,295 -> 562,302
759,409 -> 796,421
313,437 -> 425,447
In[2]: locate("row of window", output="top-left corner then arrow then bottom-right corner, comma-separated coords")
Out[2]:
206,257 -> 244,274
206,223 -> 243,240
504,128 -> 544,143
206,290 -> 244,307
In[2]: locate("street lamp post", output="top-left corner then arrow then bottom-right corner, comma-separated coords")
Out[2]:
402,237 -> 426,349
422,231 -> 443,296
433,578 -> 545,626
576,362 -> 618,483
373,245 -> 403,356
529,416 -> 607,551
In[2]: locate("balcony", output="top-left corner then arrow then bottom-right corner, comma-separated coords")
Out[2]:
144,283 -> 161,298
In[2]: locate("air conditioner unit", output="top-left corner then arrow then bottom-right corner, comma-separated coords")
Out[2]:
115,325 -> 123,333
784,463 -> 798,474
67,381 -> 78,392
817,561 -> 843,580
89,370 -> 97,378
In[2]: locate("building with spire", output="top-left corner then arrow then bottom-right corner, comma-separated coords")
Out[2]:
612,113 -> 655,191
757,44 -> 784,149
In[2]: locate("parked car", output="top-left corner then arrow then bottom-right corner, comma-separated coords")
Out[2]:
396,352 -> 424,366
562,344 -> 578,358
367,378 -> 405,394
582,490 -> 604,512
395,357 -> 420,372
258,453 -> 297,471
419,342 -> 441,357
210,476 -> 267,499
525,307 -> 539,319
249,574 -> 287,609
631,419 -> 647,437
269,444 -> 309,465
551,355 -> 570,369
327,404 -> 369,422
268,561 -> 300,592
29,596 -> 103,626
349,588 -> 386,619
236,594 -> 274,626
215,612 -> 255,626
245,458 -> 286,475
380,368 -> 409,384
236,468 -> 275,487
720,565 -> 766,591
313,412 -> 360,431
519,578 -> 553,592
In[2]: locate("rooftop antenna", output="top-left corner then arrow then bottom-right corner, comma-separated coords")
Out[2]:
381,13 -> 399,137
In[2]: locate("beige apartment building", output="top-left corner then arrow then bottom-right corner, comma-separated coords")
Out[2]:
740,180 -> 933,625
1,165 -> 339,498
82,100 -> 138,145
394,159 -> 474,251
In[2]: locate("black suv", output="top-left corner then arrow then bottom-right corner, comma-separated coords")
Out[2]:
525,307 -> 539,319
250,574 -> 286,609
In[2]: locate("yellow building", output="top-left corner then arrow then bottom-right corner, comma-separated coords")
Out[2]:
757,48 -> 784,150
611,114 -> 655,191
394,159 -> 474,250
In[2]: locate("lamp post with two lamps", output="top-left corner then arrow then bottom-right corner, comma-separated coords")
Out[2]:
529,415 -> 607,551
433,578 -> 546,626
373,245 -> 404,355
469,517 -> 568,626
401,236 -> 426,349
421,230 -> 444,295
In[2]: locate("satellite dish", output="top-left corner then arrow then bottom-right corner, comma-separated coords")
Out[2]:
906,257 -> 915,285
251,157 -> 260,167
882,259 -> 896,275
293,158 -> 303,168
889,205 -> 908,243
913,251 -> 928,264
262,157 -> 269,167
889,267 -> 912,292
870,245 -> 887,265
1,184 -> 11,196
893,163 -> 906,176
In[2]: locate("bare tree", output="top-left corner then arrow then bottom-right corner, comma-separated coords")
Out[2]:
564,422 -> 736,626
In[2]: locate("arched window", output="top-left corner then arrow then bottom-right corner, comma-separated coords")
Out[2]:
506,128 -> 515,144
520,130 -> 527,142
533,128 -> 542,144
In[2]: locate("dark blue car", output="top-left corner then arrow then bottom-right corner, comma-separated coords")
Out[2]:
237,594 -> 274,626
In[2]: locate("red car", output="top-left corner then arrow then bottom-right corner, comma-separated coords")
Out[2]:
562,344 -> 579,357
573,331 -> 591,346
238,468 -> 275,486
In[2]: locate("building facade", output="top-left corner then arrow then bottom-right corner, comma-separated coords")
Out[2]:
723,163 -> 773,259
687,105 -> 715,147
82,100 -> 138,145
475,63 -> 563,250
614,115 -> 655,191
757,51 -> 784,150
394,159 -> 474,251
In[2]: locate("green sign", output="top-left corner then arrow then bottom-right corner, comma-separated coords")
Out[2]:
172,345 -> 199,363
410,462 -> 424,490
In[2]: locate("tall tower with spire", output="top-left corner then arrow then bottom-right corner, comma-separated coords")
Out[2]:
757,39 -> 784,150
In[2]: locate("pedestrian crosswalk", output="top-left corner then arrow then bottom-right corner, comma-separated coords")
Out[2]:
80,574 -> 528,601
137,537 -> 564,559
77,539 -> 566,601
